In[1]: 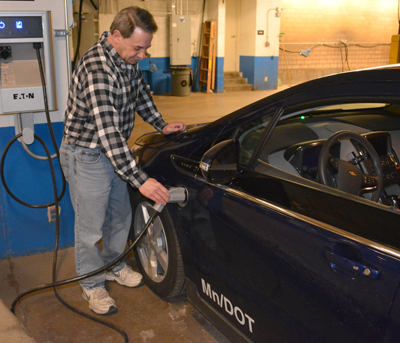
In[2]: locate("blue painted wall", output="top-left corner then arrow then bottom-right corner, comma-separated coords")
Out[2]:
0,122 -> 74,259
139,56 -> 225,94
240,56 -> 279,90
215,57 -> 225,93
140,57 -> 174,95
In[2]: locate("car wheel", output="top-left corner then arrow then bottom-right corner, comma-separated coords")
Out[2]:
129,192 -> 185,299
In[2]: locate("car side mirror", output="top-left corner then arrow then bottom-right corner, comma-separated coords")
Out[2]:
200,139 -> 239,184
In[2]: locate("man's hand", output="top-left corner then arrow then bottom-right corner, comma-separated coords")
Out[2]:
163,122 -> 186,135
139,178 -> 170,205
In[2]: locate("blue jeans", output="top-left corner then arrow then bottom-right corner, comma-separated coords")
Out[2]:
59,140 -> 131,289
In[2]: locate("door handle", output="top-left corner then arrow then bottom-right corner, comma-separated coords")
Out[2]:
325,250 -> 381,280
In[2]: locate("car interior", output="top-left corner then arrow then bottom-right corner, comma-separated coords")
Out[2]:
237,103 -> 400,208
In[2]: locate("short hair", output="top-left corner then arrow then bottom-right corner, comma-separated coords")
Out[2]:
110,6 -> 158,38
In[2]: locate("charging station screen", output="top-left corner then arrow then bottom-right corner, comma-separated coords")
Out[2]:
0,16 -> 43,38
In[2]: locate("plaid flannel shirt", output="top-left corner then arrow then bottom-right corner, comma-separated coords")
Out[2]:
63,32 -> 167,188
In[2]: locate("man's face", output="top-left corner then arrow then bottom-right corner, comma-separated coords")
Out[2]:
115,27 -> 153,65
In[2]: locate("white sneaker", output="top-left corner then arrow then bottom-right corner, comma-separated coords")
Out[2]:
82,287 -> 117,315
106,265 -> 143,288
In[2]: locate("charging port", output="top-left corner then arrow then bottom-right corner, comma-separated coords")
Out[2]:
0,46 -> 12,60
47,205 -> 61,223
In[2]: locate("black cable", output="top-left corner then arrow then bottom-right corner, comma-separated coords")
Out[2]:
34,44 -> 64,167
9,208 -> 158,312
353,43 -> 383,48
52,291 -> 129,342
339,42 -> 344,72
89,0 -> 98,11
279,47 -> 302,53
0,45 -> 65,209
73,0 -> 84,70
280,43 -> 321,54
0,135 -> 61,208
35,42 -> 66,201
279,42 -> 389,55
337,41 -> 351,72
345,43 -> 351,71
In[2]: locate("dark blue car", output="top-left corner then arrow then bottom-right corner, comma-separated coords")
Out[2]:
128,66 -> 400,343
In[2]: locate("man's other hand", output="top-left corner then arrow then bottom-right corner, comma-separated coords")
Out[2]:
162,122 -> 186,135
139,178 -> 170,205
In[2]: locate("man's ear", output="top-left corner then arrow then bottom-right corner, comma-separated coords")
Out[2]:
112,30 -> 123,45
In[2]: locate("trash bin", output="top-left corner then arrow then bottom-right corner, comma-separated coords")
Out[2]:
170,66 -> 192,96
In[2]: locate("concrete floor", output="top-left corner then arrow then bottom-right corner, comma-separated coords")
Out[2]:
0,87 -> 285,343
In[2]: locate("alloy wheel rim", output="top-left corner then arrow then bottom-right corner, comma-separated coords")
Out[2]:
134,202 -> 169,283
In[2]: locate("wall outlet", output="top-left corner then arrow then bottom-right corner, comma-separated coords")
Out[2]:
264,76 -> 268,82
47,205 -> 61,223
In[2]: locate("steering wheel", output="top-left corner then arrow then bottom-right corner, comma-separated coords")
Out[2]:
317,131 -> 383,202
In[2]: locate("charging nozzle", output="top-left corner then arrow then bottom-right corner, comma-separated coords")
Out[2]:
152,186 -> 187,213
168,186 -> 187,203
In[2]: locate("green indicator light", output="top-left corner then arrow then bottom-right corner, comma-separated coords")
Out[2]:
300,116 -> 305,120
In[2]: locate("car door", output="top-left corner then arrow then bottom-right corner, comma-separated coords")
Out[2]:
173,110 -> 400,343
183,175 -> 400,343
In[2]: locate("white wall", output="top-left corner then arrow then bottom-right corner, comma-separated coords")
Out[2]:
205,0 -> 225,57
255,0 -> 281,56
98,0 -> 205,58
239,0 -> 257,56
239,0 -> 281,57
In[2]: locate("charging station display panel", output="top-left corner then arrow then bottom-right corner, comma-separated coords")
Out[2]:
0,16 -> 43,38
0,11 -> 57,115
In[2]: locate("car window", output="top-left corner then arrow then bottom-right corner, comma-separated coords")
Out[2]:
235,114 -> 271,166
190,128 -> 234,161
257,102 -> 400,206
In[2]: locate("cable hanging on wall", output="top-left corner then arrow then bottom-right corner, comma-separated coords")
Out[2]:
278,40 -> 391,86
279,41 -> 391,72
280,41 -> 390,56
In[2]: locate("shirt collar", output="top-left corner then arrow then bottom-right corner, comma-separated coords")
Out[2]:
100,31 -> 135,75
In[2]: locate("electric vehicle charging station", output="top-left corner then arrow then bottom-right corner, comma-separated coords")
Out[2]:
0,0 -> 76,339
0,11 -> 57,115
0,0 -> 74,260
0,11 -> 58,147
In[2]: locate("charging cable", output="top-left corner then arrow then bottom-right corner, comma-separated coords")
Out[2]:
9,199 -> 171,308
8,187 -> 187,308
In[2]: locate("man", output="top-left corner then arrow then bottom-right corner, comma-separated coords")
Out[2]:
60,6 -> 186,315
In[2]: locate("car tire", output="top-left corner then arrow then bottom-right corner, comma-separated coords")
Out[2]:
128,191 -> 185,299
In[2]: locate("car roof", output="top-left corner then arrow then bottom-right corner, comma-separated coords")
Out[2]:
205,66 -> 400,138
243,66 -> 400,114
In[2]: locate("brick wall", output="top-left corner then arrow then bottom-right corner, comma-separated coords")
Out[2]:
278,0 -> 399,85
